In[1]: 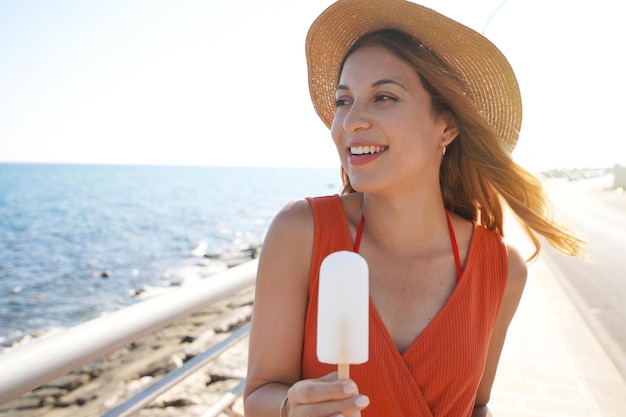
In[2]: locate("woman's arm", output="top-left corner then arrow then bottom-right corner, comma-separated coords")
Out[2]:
243,199 -> 369,417
243,200 -> 314,416
473,243 -> 528,414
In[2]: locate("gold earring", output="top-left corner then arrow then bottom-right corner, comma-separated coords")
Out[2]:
442,140 -> 447,156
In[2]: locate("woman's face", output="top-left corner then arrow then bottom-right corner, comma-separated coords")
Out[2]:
331,45 -> 457,196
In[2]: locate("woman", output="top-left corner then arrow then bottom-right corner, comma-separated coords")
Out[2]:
244,1 -> 582,416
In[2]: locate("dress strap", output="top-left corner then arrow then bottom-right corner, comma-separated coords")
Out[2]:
353,211 -> 462,281
445,211 -> 463,282
354,213 -> 365,253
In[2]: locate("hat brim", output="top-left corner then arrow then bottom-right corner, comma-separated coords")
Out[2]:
306,0 -> 522,152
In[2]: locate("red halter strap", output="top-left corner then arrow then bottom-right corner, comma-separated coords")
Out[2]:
353,211 -> 462,281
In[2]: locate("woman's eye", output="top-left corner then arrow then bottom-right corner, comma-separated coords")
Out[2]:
335,98 -> 351,107
375,94 -> 396,103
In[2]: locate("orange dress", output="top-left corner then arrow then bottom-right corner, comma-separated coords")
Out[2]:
302,195 -> 508,416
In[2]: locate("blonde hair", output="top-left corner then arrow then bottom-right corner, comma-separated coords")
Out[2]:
338,29 -> 583,260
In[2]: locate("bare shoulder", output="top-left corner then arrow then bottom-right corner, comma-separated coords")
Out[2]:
258,199 -> 315,285
264,199 -> 314,247
497,241 -> 527,324
505,242 -> 528,295
271,198 -> 314,227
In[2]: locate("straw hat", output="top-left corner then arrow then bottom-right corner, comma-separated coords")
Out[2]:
306,0 -> 522,152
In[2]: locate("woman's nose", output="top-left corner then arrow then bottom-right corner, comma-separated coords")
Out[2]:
342,100 -> 371,133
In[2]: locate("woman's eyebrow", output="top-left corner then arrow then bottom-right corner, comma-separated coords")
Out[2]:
335,78 -> 408,93
372,78 -> 408,90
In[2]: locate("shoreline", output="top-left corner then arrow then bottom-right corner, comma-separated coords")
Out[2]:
0,248 -> 259,417
0,244 -> 262,353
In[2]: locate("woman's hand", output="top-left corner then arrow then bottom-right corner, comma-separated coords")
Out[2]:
285,372 -> 370,417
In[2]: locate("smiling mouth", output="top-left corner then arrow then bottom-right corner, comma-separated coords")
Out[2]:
350,145 -> 387,155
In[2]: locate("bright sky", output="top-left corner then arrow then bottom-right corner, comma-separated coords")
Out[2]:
1,0 -> 624,171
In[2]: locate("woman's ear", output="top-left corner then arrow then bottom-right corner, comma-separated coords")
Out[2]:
442,114 -> 459,144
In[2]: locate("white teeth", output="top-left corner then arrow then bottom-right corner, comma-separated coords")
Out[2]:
350,145 -> 383,155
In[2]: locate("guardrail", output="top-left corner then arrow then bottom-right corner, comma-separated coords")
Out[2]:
0,259 -> 258,405
102,322 -> 251,417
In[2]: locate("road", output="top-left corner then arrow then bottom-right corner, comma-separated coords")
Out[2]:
538,174 -> 626,379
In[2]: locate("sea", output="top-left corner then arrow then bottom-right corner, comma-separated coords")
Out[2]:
0,163 -> 342,347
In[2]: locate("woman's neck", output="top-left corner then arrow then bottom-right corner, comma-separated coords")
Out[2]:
360,191 -> 450,256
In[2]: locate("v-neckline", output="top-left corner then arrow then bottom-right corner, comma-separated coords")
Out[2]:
369,240 -> 471,361
335,196 -> 477,357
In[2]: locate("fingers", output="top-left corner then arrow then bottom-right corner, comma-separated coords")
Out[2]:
290,373 -> 353,402
286,373 -> 369,417
287,394 -> 369,417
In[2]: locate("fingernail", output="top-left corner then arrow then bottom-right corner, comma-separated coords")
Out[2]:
343,382 -> 357,393
355,395 -> 369,407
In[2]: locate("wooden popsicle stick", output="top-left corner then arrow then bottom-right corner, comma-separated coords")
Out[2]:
339,363 -> 362,417
338,363 -> 350,381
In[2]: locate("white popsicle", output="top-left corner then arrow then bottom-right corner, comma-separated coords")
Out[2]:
317,250 -> 369,381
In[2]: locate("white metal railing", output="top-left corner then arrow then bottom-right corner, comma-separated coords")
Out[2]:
0,259 -> 258,405
102,322 -> 250,417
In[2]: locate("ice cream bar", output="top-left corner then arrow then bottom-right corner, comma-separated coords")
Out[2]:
317,250 -> 369,380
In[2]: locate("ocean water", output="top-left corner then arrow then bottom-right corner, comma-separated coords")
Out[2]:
0,163 -> 341,345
